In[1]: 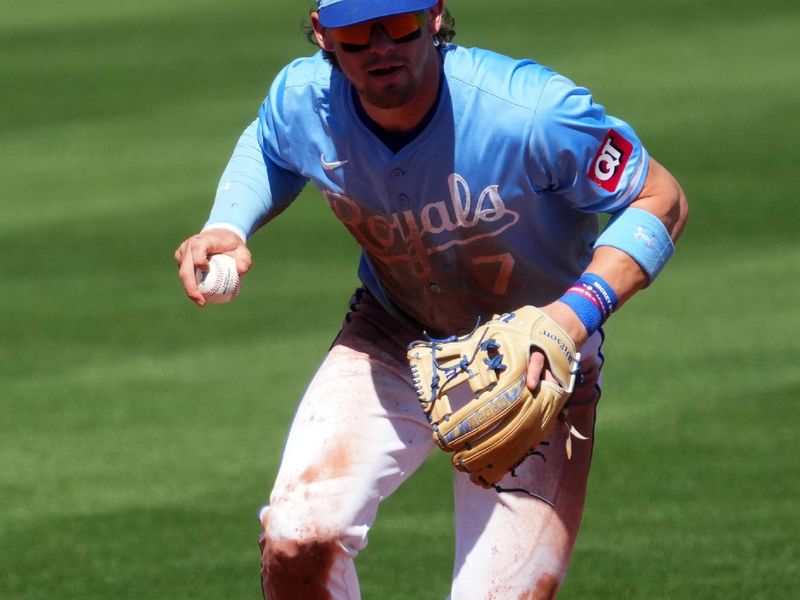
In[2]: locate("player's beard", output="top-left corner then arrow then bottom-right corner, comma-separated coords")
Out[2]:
358,64 -> 422,109
361,78 -> 419,109
337,35 -> 441,115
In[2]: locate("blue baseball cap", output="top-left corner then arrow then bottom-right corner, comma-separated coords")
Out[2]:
315,0 -> 437,28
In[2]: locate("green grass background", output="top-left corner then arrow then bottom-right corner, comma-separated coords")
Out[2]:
2,0 -> 799,598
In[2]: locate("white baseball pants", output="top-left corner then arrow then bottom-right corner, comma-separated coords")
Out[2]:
259,289 -> 603,600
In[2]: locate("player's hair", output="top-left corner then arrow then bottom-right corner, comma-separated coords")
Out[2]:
303,8 -> 456,70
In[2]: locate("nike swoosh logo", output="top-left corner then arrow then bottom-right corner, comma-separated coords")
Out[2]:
320,154 -> 349,171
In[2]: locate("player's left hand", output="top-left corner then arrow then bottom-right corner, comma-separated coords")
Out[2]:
526,302 -> 590,392
407,305 -> 583,489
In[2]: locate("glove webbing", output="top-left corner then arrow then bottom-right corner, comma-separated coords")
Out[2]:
418,325 -> 490,407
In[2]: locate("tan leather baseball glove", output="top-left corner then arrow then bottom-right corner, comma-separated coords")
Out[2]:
407,306 -> 582,489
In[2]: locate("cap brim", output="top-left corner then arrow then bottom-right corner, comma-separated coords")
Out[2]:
318,0 -> 437,28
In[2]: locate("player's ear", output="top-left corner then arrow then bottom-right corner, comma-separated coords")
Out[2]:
310,11 -> 335,52
428,0 -> 445,35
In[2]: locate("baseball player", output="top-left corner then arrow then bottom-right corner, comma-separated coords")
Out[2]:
174,0 -> 688,598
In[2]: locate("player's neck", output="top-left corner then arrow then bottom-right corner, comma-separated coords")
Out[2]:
357,51 -> 442,133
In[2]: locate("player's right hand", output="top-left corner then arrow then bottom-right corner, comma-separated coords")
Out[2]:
174,227 -> 252,306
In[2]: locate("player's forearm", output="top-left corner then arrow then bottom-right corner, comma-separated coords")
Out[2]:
589,158 -> 688,306
625,158 -> 689,252
579,246 -> 649,309
542,246 -> 664,348
206,121 -> 272,238
546,158 -> 688,344
206,120 -> 308,239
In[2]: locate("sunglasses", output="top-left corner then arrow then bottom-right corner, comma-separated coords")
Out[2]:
329,11 -> 426,52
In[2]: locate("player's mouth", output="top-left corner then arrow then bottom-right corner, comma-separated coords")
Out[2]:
366,62 -> 405,78
370,66 -> 401,76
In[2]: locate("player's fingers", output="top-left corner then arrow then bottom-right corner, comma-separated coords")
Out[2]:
526,350 -> 559,391
175,229 -> 252,306
526,351 -> 545,391
176,236 -> 210,306
179,263 -> 206,306
196,229 -> 251,275
231,245 -> 253,276
174,238 -> 192,266
174,235 -> 209,268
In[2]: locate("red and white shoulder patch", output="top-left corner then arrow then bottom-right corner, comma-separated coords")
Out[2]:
588,129 -> 633,192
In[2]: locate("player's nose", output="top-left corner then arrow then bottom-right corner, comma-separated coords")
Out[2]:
366,25 -> 396,54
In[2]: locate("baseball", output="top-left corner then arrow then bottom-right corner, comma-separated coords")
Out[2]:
195,254 -> 241,304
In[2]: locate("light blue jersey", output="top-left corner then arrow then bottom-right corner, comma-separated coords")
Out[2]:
207,45 -> 649,333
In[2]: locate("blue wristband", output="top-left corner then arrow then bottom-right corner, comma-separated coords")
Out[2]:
594,207 -> 674,282
558,274 -> 619,336
559,293 -> 603,335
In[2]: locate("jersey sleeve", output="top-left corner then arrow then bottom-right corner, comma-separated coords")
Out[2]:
527,74 -> 649,213
205,70 -> 309,239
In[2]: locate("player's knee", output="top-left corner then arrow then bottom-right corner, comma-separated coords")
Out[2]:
259,529 -> 342,599
259,503 -> 365,598
530,574 -> 561,600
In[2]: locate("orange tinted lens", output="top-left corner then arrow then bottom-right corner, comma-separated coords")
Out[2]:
330,12 -> 423,45
382,12 -> 424,39
329,21 -> 373,45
